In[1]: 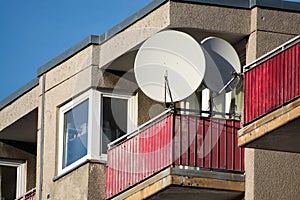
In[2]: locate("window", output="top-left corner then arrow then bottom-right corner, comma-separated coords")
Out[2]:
101,94 -> 137,155
58,89 -> 137,175
58,90 -> 99,175
0,159 -> 26,199
62,100 -> 88,168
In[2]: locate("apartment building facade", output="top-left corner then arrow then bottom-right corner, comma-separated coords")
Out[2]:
0,0 -> 299,199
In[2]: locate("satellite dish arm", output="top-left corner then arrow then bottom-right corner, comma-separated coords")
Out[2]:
217,72 -> 241,94
164,72 -> 175,109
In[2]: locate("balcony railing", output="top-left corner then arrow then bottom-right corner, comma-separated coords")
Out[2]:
244,36 -> 300,124
106,110 -> 244,199
15,188 -> 36,200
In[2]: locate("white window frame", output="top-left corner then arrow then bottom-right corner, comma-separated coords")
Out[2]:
58,90 -> 100,175
99,93 -> 138,160
0,159 -> 26,198
58,89 -> 137,175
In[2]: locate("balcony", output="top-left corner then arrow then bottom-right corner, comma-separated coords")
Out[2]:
239,36 -> 300,152
106,110 -> 244,199
15,188 -> 36,200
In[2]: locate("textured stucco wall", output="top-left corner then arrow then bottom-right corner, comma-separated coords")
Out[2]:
170,1 -> 250,35
255,8 -> 300,36
36,45 -> 97,199
44,45 -> 99,92
245,149 -> 300,200
247,7 -> 299,62
99,2 -> 170,69
0,86 -> 39,131
50,163 -> 89,200
0,141 -> 36,191
88,163 -> 106,200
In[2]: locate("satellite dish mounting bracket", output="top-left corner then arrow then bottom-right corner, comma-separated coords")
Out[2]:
217,71 -> 242,95
164,71 -> 175,109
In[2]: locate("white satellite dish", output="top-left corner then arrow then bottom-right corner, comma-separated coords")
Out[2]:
201,37 -> 241,93
134,30 -> 206,103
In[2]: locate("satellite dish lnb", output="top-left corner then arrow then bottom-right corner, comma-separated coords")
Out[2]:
201,37 -> 241,93
134,30 -> 206,103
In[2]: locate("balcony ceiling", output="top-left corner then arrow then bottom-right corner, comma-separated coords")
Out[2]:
244,116 -> 300,153
0,108 -> 37,143
149,186 -> 244,200
239,97 -> 300,153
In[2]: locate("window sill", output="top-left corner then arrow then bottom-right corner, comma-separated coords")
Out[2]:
53,159 -> 107,182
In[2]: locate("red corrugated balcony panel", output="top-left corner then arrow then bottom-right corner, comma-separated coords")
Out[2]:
244,42 -> 300,124
106,114 -> 173,199
106,113 -> 244,199
173,115 -> 243,171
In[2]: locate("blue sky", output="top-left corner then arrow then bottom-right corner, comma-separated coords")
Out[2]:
0,0 -> 152,101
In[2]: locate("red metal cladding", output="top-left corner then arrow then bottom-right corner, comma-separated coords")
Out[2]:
174,115 -> 181,165
211,119 -> 219,169
203,118 -> 211,168
181,116 -> 189,166
244,43 -> 300,124
226,120 -> 234,170
219,119 -> 227,169
196,118 -> 204,166
106,114 -> 244,199
106,115 -> 173,199
189,116 -> 197,167
234,121 -> 242,170
173,116 -> 243,171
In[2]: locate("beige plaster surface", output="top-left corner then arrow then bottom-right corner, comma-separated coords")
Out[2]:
256,8 -> 300,35
170,1 -> 250,35
99,2 -> 170,68
36,67 -> 92,198
50,164 -> 89,200
245,149 -> 300,200
44,45 -> 99,92
88,163 -> 106,200
0,86 -> 39,131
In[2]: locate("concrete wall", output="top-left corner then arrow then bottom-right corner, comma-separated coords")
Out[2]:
99,2 -> 170,69
0,86 -> 39,131
50,163 -> 89,200
36,45 -> 99,199
170,1 -> 250,35
49,162 -> 106,199
88,163 -> 106,200
0,141 -> 36,191
247,7 -> 300,62
245,149 -> 300,200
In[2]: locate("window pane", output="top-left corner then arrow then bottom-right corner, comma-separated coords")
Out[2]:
102,97 -> 128,154
63,100 -> 89,168
0,165 -> 17,199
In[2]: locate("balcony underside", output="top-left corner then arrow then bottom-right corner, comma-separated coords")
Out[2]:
239,98 -> 300,153
111,166 -> 245,200
149,186 -> 244,200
